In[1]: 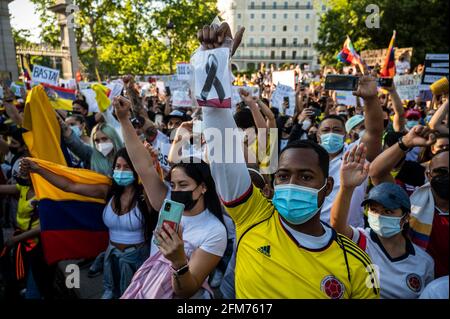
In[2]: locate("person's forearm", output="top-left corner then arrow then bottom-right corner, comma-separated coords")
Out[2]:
248,100 -> 267,130
429,101 -> 448,131
64,131 -> 93,164
34,166 -> 74,193
368,142 -> 403,185
361,96 -> 384,162
389,89 -> 405,132
172,270 -> 202,299
257,100 -> 276,128
288,123 -> 305,143
5,103 -> 23,126
203,107 -> 251,203
330,186 -> 354,238
15,226 -> 40,242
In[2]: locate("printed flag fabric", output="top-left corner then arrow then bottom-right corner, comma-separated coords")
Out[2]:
337,37 -> 363,66
30,158 -> 111,265
41,82 -> 77,111
91,83 -> 112,112
380,31 -> 396,78
22,85 -> 69,166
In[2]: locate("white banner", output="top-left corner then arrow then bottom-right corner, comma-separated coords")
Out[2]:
272,70 -> 296,89
394,74 -> 422,100
32,65 -> 60,85
336,90 -> 357,106
231,86 -> 260,111
271,84 -> 296,116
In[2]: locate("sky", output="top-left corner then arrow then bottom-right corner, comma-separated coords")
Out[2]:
9,0 -> 41,43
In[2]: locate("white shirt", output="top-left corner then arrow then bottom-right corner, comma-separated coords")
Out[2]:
351,226 -> 435,299
419,276 -> 449,299
321,145 -> 367,228
280,219 -> 333,250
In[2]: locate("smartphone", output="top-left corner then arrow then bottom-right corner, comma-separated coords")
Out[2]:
153,199 -> 185,246
165,86 -> 171,97
324,75 -> 359,91
377,77 -> 393,88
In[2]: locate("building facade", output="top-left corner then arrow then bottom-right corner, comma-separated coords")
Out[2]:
0,0 -> 18,81
217,0 -> 327,71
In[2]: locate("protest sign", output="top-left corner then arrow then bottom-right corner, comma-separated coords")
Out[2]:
169,80 -> 193,107
335,90 -> 357,106
394,74 -> 422,100
420,53 -> 449,89
176,63 -> 192,82
32,65 -> 60,85
360,47 -> 413,67
272,70 -> 296,89
231,86 -> 260,111
191,47 -> 232,108
271,84 -> 296,116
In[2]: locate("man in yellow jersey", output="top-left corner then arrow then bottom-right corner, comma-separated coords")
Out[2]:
197,23 -> 380,299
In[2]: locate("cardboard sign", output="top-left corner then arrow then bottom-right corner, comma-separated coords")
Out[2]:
360,47 -> 413,67
336,90 -> 357,106
420,53 -> 449,89
271,84 -> 296,116
394,74 -> 422,100
176,63 -> 192,82
272,70 -> 296,89
191,47 -> 232,108
32,65 -> 60,85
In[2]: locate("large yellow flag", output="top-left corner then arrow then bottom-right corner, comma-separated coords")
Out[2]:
22,85 -> 67,166
91,83 -> 111,112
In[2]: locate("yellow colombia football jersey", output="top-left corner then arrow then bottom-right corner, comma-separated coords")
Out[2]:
225,185 -> 380,299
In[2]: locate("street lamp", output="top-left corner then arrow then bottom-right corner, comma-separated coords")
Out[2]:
166,20 -> 175,74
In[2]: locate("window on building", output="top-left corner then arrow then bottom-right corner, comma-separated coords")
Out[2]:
250,1 -> 255,9
262,13 -> 266,19
304,38 -> 309,45
236,50 -> 241,57
307,1 -> 311,7
261,51 -> 265,58
293,51 -> 297,59
295,2 -> 300,9
295,13 -> 299,19
284,13 -> 288,19
261,25 -> 265,31
271,51 -> 275,59
273,2 -> 277,9
282,38 -> 287,46
250,25 -> 254,31
250,38 -> 254,44
261,38 -> 265,44
272,25 -> 276,31
250,50 -> 254,58
305,25 -> 309,32
294,25 -> 298,31
303,50 -> 308,59
281,51 -> 286,60
272,38 -> 276,46
293,38 -> 298,45
237,13 -> 241,19
284,1 -> 288,9
306,13 -> 310,19
247,63 -> 256,70
250,13 -> 255,19
273,13 -> 277,19
262,1 -> 266,9
283,26 -> 287,31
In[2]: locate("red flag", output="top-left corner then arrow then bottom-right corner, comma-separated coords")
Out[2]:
380,31 -> 396,78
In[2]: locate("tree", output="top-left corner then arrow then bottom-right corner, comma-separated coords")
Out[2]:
316,0 -> 449,67
29,0 -> 60,47
12,29 -> 32,47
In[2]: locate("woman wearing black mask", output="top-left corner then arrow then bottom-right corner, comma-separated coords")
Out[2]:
115,96 -> 227,299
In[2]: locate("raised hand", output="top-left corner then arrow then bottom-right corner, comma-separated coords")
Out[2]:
197,22 -> 245,56
353,75 -> 378,100
113,96 -> 132,121
340,143 -> 370,189
19,157 -> 40,175
153,224 -> 186,270
402,125 -> 436,148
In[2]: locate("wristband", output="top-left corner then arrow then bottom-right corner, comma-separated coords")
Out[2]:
398,137 -> 411,152
172,262 -> 189,277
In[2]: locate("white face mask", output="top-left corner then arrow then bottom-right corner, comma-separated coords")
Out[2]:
96,142 -> 114,157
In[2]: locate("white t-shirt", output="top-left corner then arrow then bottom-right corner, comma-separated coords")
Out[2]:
321,145 -> 367,228
280,219 -> 333,250
419,276 -> 449,299
150,191 -> 228,299
350,226 -> 435,299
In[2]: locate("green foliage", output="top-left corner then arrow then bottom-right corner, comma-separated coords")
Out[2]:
29,0 -> 60,47
316,0 -> 449,67
12,28 -> 32,46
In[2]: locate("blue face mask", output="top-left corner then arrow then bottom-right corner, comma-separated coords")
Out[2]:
272,182 -> 327,225
367,211 -> 404,238
113,170 -> 135,186
71,125 -> 82,137
320,133 -> 345,154
406,120 -> 419,129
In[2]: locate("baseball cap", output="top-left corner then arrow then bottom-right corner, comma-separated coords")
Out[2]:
166,110 -> 191,122
345,115 -> 365,133
361,182 -> 411,212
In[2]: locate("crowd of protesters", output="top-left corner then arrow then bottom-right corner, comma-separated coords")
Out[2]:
0,23 -> 448,300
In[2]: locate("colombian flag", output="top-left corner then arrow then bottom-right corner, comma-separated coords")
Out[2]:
337,36 -> 363,66
380,31 -> 396,78
30,158 -> 111,265
41,82 -> 77,111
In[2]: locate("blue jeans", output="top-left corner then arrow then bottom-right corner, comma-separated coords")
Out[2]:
102,243 -> 149,299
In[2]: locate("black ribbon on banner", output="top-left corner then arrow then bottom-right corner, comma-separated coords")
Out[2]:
201,54 -> 225,103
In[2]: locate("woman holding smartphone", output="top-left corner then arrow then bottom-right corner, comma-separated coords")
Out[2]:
114,96 -> 227,299
19,148 -> 156,299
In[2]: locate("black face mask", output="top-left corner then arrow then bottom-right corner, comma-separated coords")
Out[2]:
431,174 -> 449,200
170,186 -> 202,211
308,133 -> 317,143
